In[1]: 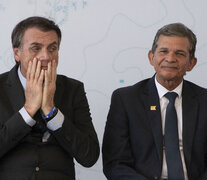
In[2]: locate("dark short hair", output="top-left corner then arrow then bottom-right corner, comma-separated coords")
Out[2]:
11,16 -> 61,49
151,23 -> 197,60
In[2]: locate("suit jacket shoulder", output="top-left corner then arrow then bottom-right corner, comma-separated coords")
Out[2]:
0,71 -> 9,83
183,79 -> 207,97
113,78 -> 152,97
57,74 -> 83,87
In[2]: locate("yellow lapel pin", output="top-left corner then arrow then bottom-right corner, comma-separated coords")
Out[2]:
150,106 -> 156,110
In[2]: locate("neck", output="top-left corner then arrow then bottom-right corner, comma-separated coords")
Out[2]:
156,77 -> 182,91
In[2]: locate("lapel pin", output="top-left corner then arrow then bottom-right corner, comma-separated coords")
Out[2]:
150,106 -> 156,110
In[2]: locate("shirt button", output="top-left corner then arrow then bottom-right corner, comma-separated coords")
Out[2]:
35,167 -> 40,172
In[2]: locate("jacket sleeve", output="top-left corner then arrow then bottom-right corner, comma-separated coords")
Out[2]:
49,82 -> 100,167
0,112 -> 32,158
102,90 -> 150,180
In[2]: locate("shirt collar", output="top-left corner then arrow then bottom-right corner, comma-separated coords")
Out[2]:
18,66 -> 26,90
154,76 -> 183,99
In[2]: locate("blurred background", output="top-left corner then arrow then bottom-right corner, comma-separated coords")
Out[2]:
0,0 -> 207,179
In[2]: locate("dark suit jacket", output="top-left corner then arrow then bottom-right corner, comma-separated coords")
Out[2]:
0,64 -> 99,180
102,76 -> 207,180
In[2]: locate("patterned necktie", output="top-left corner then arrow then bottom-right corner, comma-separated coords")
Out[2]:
164,92 -> 184,180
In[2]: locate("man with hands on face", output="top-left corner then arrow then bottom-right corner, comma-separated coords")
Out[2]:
0,16 -> 99,180
25,58 -> 57,119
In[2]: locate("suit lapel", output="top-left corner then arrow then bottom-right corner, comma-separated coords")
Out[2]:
182,81 -> 198,167
54,76 -> 64,109
143,77 -> 163,163
5,65 -> 25,112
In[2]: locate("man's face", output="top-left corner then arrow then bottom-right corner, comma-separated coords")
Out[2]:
13,27 -> 59,77
148,35 -> 197,87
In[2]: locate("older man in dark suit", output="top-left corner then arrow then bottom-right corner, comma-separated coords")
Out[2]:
0,16 -> 99,180
102,23 -> 207,180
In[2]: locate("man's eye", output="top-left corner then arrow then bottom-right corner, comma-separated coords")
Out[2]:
176,52 -> 186,57
49,46 -> 57,52
31,46 -> 40,51
159,50 -> 167,54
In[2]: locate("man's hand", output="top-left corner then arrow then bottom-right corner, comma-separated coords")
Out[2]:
24,58 -> 44,117
41,60 -> 57,115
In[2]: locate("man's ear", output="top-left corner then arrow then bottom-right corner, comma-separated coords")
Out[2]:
187,57 -> 197,72
13,48 -> 21,63
148,50 -> 154,66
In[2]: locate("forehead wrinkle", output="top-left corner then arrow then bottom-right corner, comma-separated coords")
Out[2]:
158,47 -> 187,52
30,41 -> 58,47
22,28 -> 58,46
158,36 -> 190,49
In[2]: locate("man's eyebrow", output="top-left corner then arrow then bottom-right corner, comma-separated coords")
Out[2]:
30,42 -> 42,46
158,47 -> 168,50
176,49 -> 187,53
158,47 -> 187,52
30,41 -> 58,47
48,41 -> 58,46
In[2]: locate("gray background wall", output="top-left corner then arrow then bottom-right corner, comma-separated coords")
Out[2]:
0,0 -> 207,179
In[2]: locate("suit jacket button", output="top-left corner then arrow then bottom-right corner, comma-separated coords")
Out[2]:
35,167 -> 40,172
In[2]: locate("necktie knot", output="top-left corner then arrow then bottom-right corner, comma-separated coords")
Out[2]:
165,92 -> 178,103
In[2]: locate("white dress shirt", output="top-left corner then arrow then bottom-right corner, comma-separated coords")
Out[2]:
154,76 -> 188,180
17,67 -> 64,142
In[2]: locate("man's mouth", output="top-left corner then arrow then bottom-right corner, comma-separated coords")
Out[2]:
41,66 -> 48,70
162,66 -> 177,69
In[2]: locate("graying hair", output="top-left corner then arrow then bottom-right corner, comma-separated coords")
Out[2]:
151,23 -> 197,60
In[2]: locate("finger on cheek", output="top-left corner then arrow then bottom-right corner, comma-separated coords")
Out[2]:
35,60 -> 41,79
48,61 -> 52,73
52,60 -> 57,80
26,61 -> 32,80
44,70 -> 48,86
31,58 -> 37,75
40,69 -> 44,84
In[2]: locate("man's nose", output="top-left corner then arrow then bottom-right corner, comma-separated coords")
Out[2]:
166,52 -> 176,62
39,49 -> 50,61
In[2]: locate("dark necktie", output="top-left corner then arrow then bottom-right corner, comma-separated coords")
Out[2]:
164,92 -> 184,180
32,110 -> 47,134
